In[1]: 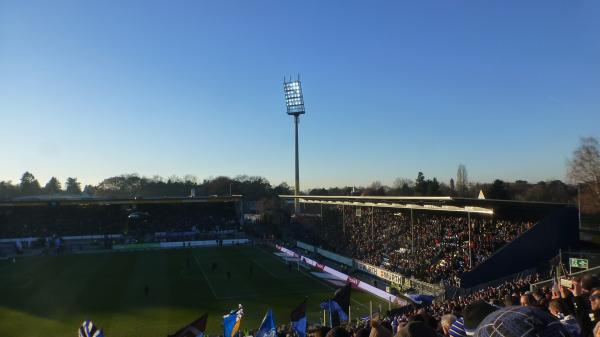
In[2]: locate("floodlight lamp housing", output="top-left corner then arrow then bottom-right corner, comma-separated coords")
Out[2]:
283,79 -> 305,116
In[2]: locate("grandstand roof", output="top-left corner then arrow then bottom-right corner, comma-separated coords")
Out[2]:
0,195 -> 243,208
278,195 -> 574,216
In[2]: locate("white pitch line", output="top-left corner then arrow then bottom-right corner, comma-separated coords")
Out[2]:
255,246 -> 368,310
252,258 -> 282,280
16,276 -> 34,289
194,255 -> 219,299
256,246 -> 336,290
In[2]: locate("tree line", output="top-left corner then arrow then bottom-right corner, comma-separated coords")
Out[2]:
0,173 -> 293,201
307,172 -> 577,204
0,169 -> 578,204
0,137 -> 598,210
0,173 -> 85,199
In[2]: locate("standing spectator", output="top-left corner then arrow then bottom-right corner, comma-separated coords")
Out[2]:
441,314 -> 457,336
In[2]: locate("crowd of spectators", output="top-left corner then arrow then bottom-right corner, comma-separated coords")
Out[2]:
402,274 -> 543,320
77,270 -> 600,337
294,274 -> 599,337
0,203 -> 238,239
385,275 -> 600,337
293,206 -> 535,285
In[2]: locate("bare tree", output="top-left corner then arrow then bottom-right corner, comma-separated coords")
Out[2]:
183,174 -> 198,184
392,177 -> 414,196
568,137 -> 600,204
456,164 -> 468,196
364,181 -> 386,196
393,177 -> 413,189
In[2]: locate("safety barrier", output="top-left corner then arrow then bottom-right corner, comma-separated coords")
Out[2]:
0,234 -> 122,243
530,266 -> 600,292
296,241 -> 443,296
277,244 -> 407,305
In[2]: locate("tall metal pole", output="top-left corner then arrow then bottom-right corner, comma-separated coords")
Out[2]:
284,77 -> 305,214
556,248 -> 561,279
410,208 -> 414,257
371,207 -> 374,237
320,203 -> 323,227
348,305 -> 351,324
468,212 -> 472,269
294,115 -> 300,214
342,206 -> 345,234
240,199 -> 244,226
578,184 -> 582,231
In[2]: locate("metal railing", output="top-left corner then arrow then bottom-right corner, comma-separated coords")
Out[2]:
530,265 -> 600,292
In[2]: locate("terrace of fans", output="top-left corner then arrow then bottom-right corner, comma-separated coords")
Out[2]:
281,195 -> 579,289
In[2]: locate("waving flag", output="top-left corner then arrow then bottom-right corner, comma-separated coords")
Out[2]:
78,320 -> 104,337
404,294 -> 434,305
168,313 -> 208,337
290,299 -> 307,337
320,284 -> 351,327
223,305 -> 244,337
256,309 -> 276,337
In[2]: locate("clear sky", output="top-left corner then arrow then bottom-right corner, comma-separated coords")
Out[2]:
1,0 -> 599,189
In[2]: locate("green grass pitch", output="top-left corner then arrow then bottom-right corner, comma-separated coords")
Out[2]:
0,245 -> 394,337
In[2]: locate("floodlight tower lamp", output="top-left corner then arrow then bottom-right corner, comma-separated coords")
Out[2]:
283,75 -> 306,214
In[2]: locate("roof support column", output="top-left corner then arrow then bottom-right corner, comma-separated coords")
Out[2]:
468,211 -> 472,269
371,206 -> 374,237
410,208 -> 414,258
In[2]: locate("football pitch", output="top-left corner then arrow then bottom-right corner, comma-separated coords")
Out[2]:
0,245 -> 393,337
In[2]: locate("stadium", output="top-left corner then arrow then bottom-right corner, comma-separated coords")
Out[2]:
0,191 -> 598,337
2,2 -> 600,337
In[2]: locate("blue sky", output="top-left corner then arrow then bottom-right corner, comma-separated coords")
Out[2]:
1,0 -> 599,189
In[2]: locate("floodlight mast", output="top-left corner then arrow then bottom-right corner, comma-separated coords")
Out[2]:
293,114 -> 300,214
283,75 -> 306,214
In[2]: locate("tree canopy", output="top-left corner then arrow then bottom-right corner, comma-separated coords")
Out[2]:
0,171 -> 579,204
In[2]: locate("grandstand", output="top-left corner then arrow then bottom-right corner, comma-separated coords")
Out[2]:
0,195 -> 246,261
0,195 -> 241,235
280,195 -> 579,289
